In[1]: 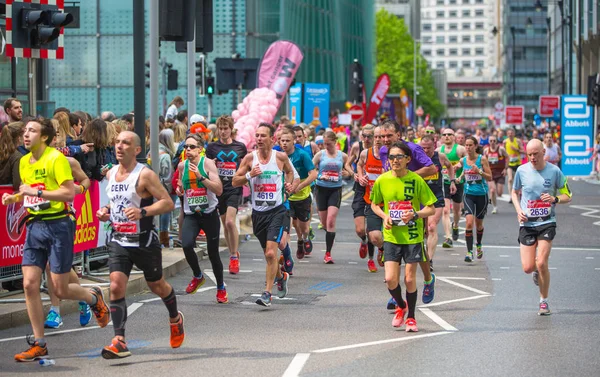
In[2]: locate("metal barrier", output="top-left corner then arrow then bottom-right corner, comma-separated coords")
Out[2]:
0,264 -> 22,284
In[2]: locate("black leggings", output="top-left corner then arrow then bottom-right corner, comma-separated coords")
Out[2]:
182,210 -> 223,287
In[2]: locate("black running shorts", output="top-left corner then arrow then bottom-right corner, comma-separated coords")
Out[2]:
383,241 -> 426,264
289,196 -> 312,222
315,186 -> 342,211
518,223 -> 557,246
444,182 -> 464,203
364,204 -> 383,233
252,205 -> 288,249
108,232 -> 163,282
352,191 -> 367,218
217,190 -> 240,215
463,193 -> 488,220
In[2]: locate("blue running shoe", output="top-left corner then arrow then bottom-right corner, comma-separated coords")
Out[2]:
422,273 -> 435,304
44,309 -> 63,329
387,297 -> 397,310
79,301 -> 92,327
255,291 -> 272,307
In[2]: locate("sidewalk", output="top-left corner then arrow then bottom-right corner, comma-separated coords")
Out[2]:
0,208 -> 255,331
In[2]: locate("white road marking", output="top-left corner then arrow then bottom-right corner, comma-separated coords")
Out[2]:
437,277 -> 490,295
585,257 -> 594,260
570,205 -> 600,227
499,255 -> 510,258
419,308 -> 458,331
311,331 -> 453,353
0,325 -> 102,343
448,265 -> 458,268
492,278 -> 502,281
207,269 -> 253,273
595,268 -> 600,270
436,277 -> 486,280
282,353 -> 311,377
108,302 -> 143,326
549,267 -> 557,270
451,253 -> 460,256
299,260 -> 310,263
140,287 -> 217,303
250,294 -> 297,301
500,267 -> 510,270
348,262 -> 358,265
204,271 -> 217,285
252,258 -> 263,261
419,294 -> 491,308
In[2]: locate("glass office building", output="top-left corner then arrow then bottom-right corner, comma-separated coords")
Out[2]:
0,0 -> 374,118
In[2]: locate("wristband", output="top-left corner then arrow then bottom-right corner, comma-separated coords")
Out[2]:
554,196 -> 560,204
245,172 -> 252,181
80,185 -> 85,194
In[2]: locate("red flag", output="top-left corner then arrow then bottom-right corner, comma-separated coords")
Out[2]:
364,74 -> 391,124
361,84 -> 367,125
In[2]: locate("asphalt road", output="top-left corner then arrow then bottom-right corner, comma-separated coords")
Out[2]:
1,179 -> 599,376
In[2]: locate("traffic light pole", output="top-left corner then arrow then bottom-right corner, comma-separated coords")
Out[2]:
149,0 -> 159,173
161,58 -> 168,115
28,59 -> 37,116
133,0 -> 146,162
187,24 -> 196,117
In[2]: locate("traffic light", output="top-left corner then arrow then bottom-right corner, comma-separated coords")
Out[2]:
145,61 -> 151,88
587,74 -> 600,107
10,3 -> 73,49
206,76 -> 215,96
174,0 -> 214,53
168,69 -> 179,91
196,58 -> 205,96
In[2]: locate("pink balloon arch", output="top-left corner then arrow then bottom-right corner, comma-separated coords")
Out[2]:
232,87 -> 279,150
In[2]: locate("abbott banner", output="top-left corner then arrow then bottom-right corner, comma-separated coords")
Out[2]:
0,180 -> 104,267
560,95 -> 595,177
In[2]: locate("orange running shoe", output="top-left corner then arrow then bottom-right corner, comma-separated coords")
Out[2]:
101,337 -> 131,359
229,252 -> 240,274
14,338 -> 48,362
367,259 -> 378,273
90,286 -> 110,328
216,288 -> 228,303
323,252 -> 334,264
170,311 -> 185,348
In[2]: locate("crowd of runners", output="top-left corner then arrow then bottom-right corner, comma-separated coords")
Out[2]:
0,96 -> 574,361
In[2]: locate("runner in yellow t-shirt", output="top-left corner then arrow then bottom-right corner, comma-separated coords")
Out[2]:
503,128 -> 524,203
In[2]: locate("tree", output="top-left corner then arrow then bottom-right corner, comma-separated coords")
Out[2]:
375,9 -> 445,122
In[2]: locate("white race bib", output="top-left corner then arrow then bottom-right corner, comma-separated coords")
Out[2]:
216,161 -> 236,178
23,183 -> 51,211
526,200 -> 551,219
388,201 -> 413,226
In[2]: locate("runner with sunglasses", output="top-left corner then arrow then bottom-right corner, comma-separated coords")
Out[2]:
370,142 -> 436,331
437,128 -> 466,248
483,135 -> 509,214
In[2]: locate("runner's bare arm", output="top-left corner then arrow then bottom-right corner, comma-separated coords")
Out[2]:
202,158 -> 224,196
68,157 -> 90,194
341,153 -> 353,178
356,149 -> 369,186
348,142 -> 360,165
439,154 -> 455,180
19,180 -> 75,203
232,154 -> 254,187
457,145 -> 467,158
278,152 -> 296,186
296,170 -> 317,192
311,142 -> 319,156
312,150 -> 322,168
137,169 -> 175,217
479,156 -> 493,181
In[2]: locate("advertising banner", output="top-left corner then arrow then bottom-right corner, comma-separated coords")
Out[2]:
256,40 -> 304,110
560,95 -> 595,177
303,83 -> 330,128
505,106 -> 524,125
364,74 -> 391,124
0,180 -> 104,267
289,82 -> 303,124
539,95 -> 561,118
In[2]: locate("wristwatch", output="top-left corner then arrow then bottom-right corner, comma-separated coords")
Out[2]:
140,208 -> 147,218
37,189 -> 43,198
554,196 -> 560,204
413,211 -> 420,220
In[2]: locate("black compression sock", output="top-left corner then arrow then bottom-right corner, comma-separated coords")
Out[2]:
360,235 -> 367,243
161,288 -> 179,319
326,231 -> 336,253
406,290 -> 417,319
466,229 -> 474,252
368,241 -> 374,258
388,285 -> 406,308
476,228 -> 484,245
110,297 -> 127,337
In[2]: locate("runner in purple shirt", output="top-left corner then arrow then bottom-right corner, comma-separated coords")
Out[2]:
378,121 -> 437,308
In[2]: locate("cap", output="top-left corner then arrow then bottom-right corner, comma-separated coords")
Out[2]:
190,114 -> 206,125
190,122 -> 211,134
315,135 -> 324,144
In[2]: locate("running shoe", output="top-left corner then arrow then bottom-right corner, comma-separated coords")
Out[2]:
186,275 -> 206,294
492,207 -> 497,214
387,297 -> 397,310
255,291 -> 272,307
367,259 -> 377,272
304,239 -> 313,255
14,337 -> 48,362
392,306 -> 406,328
276,272 -> 289,298
229,252 -> 240,275
79,301 -> 92,327
376,248 -> 385,267
452,227 -> 459,241
508,198 -> 513,204
405,318 -> 419,332
476,244 -> 483,259
318,223 -> 324,230
464,251 -> 473,263
296,241 -> 305,260
532,270 -> 539,287
323,252 -> 334,264
359,242 -> 368,259
216,288 -> 228,304
199,229 -> 206,238
538,301 -> 551,316
422,273 -> 435,304
44,309 -> 63,329
101,337 -> 131,359
309,227 -> 315,240
169,311 -> 185,348
90,286 -> 110,328
442,238 -> 453,248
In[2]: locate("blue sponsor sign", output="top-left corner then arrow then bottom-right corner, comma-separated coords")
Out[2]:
303,83 -> 330,128
560,95 -> 594,177
289,83 -> 303,124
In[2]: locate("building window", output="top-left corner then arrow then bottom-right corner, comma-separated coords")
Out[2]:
462,10 -> 470,17
449,23 -> 458,30
475,9 -> 484,17
437,11 -> 445,18
475,60 -> 485,67
449,35 -> 458,43
449,0 -> 457,4
475,22 -> 484,30
463,61 -> 472,68
462,35 -> 471,42
449,61 -> 458,68
449,10 -> 457,17
423,24 -> 432,31
437,61 -> 445,68
436,36 -> 445,43
423,36 -> 433,43
475,0 -> 483,3
423,50 -> 432,56
462,48 -> 471,55
437,23 -> 445,31
475,35 -> 484,42
436,49 -> 445,56
463,0 -> 470,3
475,48 -> 484,55
462,23 -> 471,30
437,0 -> 444,5
450,48 -> 458,56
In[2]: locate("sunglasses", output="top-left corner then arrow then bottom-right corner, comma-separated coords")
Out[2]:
389,154 -> 408,160
442,133 -> 454,136
490,140 -> 497,142
184,144 -> 199,150
425,130 -> 436,134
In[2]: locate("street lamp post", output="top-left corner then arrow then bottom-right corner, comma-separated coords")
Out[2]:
511,26 -> 516,104
546,17 -> 552,93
